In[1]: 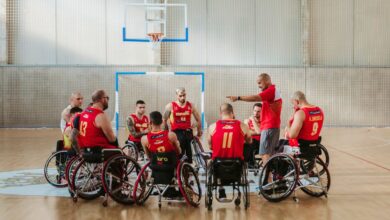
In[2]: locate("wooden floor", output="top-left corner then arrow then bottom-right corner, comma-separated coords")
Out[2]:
1,128 -> 390,220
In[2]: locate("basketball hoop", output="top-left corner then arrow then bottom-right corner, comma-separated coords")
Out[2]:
147,32 -> 164,49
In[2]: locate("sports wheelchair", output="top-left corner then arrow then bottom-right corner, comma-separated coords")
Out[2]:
190,136 -> 207,170
44,140 -> 77,187
122,140 -> 147,163
132,152 -> 202,208
258,138 -> 331,203
204,154 -> 250,210
70,147 -> 141,206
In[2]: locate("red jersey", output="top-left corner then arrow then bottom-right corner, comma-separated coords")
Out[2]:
128,114 -> 149,142
247,118 -> 261,141
78,107 -> 110,149
258,85 -> 282,130
297,106 -> 324,141
147,130 -> 176,153
211,120 -> 245,160
170,101 -> 192,130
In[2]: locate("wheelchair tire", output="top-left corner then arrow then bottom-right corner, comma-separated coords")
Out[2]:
242,164 -> 250,209
191,138 -> 206,170
66,155 -> 82,196
258,154 -> 298,203
299,157 -> 331,197
178,162 -> 202,207
204,163 -> 213,210
102,155 -> 140,205
300,144 -> 329,176
44,150 -> 69,188
122,142 -> 139,161
132,162 -> 154,205
72,160 -> 105,200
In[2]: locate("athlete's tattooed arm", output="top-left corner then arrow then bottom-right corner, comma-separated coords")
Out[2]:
126,116 -> 147,138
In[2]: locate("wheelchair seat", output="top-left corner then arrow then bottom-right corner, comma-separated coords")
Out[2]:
81,147 -> 122,163
213,158 -> 243,185
150,151 -> 177,185
298,137 -> 322,161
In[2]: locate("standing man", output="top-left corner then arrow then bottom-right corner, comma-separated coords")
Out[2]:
127,100 -> 150,154
227,73 -> 282,164
61,92 -> 84,132
244,103 -> 262,167
163,87 -> 202,163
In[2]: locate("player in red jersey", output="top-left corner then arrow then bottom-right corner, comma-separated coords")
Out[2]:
141,111 -> 181,159
227,73 -> 282,164
163,87 -> 202,163
71,90 -> 119,151
285,91 -> 324,143
207,103 -> 252,199
126,100 -> 150,154
244,103 -> 262,167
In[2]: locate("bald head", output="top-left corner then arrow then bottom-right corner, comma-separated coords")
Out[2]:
257,73 -> 272,90
292,91 -> 307,102
70,92 -> 83,107
220,103 -> 234,115
258,73 -> 271,82
91,89 -> 109,110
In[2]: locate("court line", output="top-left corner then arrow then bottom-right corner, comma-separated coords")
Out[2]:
327,146 -> 390,172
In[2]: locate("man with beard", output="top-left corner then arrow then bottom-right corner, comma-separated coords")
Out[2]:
163,87 -> 202,163
126,100 -> 150,154
71,90 -> 119,150
227,73 -> 282,164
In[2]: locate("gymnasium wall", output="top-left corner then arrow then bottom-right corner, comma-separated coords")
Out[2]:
1,66 -> 390,128
5,0 -> 390,65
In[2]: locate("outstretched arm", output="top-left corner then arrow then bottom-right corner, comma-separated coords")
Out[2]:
226,95 -> 262,102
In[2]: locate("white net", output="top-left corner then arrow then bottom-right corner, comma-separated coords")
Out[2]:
116,72 -> 202,137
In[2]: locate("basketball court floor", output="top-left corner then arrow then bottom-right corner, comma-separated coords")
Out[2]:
1,127 -> 389,220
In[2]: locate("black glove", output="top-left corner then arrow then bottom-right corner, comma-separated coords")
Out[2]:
110,138 -> 119,147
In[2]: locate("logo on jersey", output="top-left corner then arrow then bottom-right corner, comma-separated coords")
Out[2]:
222,125 -> 234,130
151,133 -> 164,139
309,110 -> 321,115
154,140 -> 164,145
83,114 -> 89,119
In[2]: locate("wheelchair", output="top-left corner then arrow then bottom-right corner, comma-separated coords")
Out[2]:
204,155 -> 250,210
132,152 -> 202,208
44,140 -> 77,187
258,139 -> 331,203
70,146 -> 141,206
122,140 -> 146,163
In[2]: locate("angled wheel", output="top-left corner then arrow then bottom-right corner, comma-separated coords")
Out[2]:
191,138 -> 206,170
258,154 -> 298,202
122,142 -> 139,161
44,150 -> 70,187
66,155 -> 82,196
205,162 -> 213,210
299,157 -> 331,197
132,162 -> 154,205
178,162 -> 202,207
102,155 -> 141,205
242,164 -> 250,209
72,160 -> 104,200
300,144 -> 329,175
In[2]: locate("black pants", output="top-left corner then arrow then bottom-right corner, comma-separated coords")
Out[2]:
173,129 -> 193,163
243,139 -> 260,165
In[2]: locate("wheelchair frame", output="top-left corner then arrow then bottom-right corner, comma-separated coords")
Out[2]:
204,158 -> 250,210
132,156 -> 202,208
